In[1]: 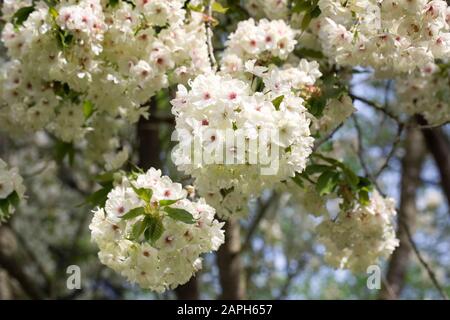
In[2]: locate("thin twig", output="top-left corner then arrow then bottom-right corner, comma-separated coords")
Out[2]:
205,0 -> 218,71
400,220 -> 449,300
313,123 -> 344,152
349,93 -> 450,129
375,123 -> 404,177
241,193 -> 278,252
349,93 -> 401,122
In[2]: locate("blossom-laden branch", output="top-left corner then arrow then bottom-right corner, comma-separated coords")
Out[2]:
205,0 -> 218,71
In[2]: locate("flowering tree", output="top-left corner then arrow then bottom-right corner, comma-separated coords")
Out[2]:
0,0 -> 449,300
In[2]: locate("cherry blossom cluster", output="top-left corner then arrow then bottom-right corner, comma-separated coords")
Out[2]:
0,158 -> 26,224
317,0 -> 450,75
316,191 -> 399,273
171,60 -> 320,217
89,168 -> 224,292
0,0 -> 210,147
396,63 -> 450,125
221,18 -> 298,76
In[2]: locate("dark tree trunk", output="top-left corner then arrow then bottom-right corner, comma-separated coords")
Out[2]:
417,116 -> 450,212
379,128 -> 425,299
217,218 -> 245,300
137,103 -> 199,300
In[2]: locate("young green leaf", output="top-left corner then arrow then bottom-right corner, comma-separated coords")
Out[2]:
159,199 -> 180,207
121,207 -> 145,220
7,191 -> 20,207
272,95 -> 284,110
187,3 -> 204,12
358,188 -> 370,206
301,12 -> 314,31
144,217 -> 165,243
305,164 -> 331,175
130,184 -> 153,203
212,2 -> 229,13
83,100 -> 95,120
291,173 -> 304,188
0,199 -> 10,216
343,167 -> 359,188
292,1 -> 311,13
55,140 -> 75,165
316,170 -> 339,196
108,0 -> 120,7
294,48 -> 324,59
163,207 -> 196,224
94,171 -> 116,187
12,6 -> 35,28
85,182 -> 114,207
130,219 -> 147,240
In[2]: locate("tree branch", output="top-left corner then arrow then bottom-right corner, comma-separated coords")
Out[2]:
400,219 -> 448,300
241,193 -> 277,253
205,0 -> 218,71
217,218 -> 245,299
380,128 -> 425,299
416,115 -> 450,213
0,227 -> 45,299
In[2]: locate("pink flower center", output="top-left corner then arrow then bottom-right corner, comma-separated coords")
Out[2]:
228,92 -> 237,100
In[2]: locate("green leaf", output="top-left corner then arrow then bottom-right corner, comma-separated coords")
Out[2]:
0,199 -> 10,216
12,6 -> 35,28
108,0 -> 120,7
7,191 -> 20,207
94,172 -> 115,187
212,2 -> 228,13
292,1 -> 311,13
54,140 -> 75,165
86,182 -> 113,207
121,207 -> 145,220
159,199 -> 180,207
272,95 -> 284,110
301,12 -> 313,31
316,170 -> 339,196
130,184 -> 153,203
343,167 -> 359,188
305,164 -> 330,175
358,188 -> 370,206
83,101 -> 95,120
291,172 -> 304,188
306,94 -> 327,118
56,30 -> 74,49
187,3 -> 204,12
48,6 -> 59,19
130,218 -> 147,240
295,48 -> 324,59
357,176 -> 373,189
144,217 -> 165,243
310,5 -> 321,18
163,207 -> 196,224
